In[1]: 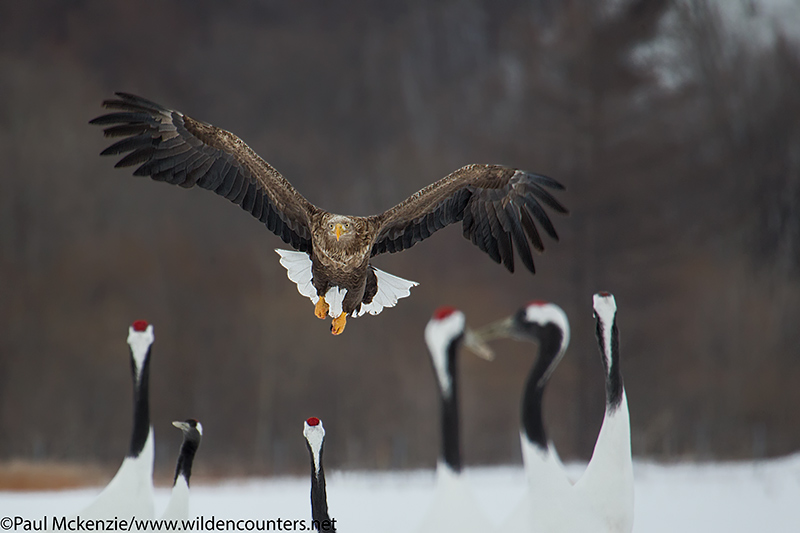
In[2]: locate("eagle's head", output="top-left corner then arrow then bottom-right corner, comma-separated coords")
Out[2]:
322,214 -> 361,246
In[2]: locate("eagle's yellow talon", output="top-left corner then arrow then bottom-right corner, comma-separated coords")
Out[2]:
314,296 -> 329,319
331,312 -> 347,335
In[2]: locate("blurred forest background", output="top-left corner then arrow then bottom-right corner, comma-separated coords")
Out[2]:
1,0 -> 800,481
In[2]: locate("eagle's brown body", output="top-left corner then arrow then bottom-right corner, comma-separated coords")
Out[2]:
91,93 -> 568,334
310,214 -> 376,318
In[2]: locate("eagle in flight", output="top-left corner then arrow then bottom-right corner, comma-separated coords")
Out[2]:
91,93 -> 568,335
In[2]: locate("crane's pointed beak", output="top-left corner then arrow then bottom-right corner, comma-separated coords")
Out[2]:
335,223 -> 343,241
463,328 -> 496,361
472,316 -> 515,344
172,420 -> 191,432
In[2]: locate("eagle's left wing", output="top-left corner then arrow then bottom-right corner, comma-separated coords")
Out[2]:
90,93 -> 317,252
369,164 -> 568,273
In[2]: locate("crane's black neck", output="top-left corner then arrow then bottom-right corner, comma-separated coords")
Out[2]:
596,315 -> 624,410
173,435 -> 200,486
439,333 -> 462,473
521,323 -> 565,450
307,442 -> 334,532
128,346 -> 151,458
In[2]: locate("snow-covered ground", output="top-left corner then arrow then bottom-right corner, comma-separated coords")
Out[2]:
2,455 -> 799,532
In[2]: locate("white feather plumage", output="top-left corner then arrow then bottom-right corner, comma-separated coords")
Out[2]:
275,249 -> 417,318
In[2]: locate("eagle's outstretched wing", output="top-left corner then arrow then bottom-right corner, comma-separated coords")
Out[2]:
369,164 -> 568,273
90,93 -> 316,252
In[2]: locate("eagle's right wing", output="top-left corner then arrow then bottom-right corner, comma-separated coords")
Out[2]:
370,164 -> 568,273
91,93 -> 316,252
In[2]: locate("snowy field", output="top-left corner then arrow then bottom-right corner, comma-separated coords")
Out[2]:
2,455 -> 799,532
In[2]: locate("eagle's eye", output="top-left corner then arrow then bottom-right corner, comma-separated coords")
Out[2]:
344,222 -> 350,229
328,223 -> 334,230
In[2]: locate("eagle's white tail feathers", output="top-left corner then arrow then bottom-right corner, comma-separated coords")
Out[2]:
275,249 -> 317,301
357,267 -> 419,317
275,249 -> 418,318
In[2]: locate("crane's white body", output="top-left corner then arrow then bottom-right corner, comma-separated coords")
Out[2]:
416,463 -> 494,533
160,476 -> 190,521
79,429 -> 155,520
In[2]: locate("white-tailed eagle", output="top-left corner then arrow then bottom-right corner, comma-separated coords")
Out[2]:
91,93 -> 568,335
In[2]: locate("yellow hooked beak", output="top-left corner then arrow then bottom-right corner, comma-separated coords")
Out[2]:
335,223 -> 344,241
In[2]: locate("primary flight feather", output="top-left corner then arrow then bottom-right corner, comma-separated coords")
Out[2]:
91,93 -> 568,335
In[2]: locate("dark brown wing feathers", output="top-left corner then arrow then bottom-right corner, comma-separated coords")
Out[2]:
92,94 -> 567,274
371,164 -> 568,273
90,93 -> 315,252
